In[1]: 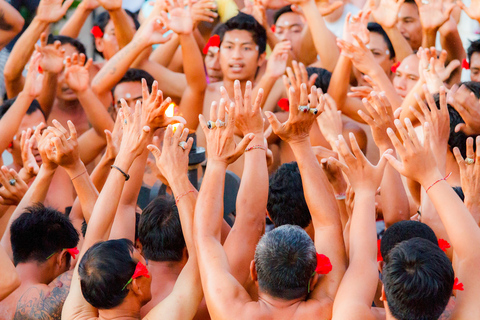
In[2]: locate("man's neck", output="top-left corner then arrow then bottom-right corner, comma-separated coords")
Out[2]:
257,291 -> 306,310
148,260 -> 185,280
16,262 -> 55,286
55,98 -> 81,111
99,299 -> 142,320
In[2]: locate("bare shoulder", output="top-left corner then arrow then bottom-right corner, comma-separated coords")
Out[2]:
14,271 -> 73,320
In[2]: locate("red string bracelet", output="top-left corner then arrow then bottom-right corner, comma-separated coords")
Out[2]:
175,190 -> 195,204
426,172 -> 452,193
245,145 -> 266,152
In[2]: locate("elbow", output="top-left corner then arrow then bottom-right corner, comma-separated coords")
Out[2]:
13,16 -> 25,33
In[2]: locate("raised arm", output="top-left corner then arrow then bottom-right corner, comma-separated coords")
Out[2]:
415,0 -> 454,49
0,0 -> 24,50
265,83 -> 347,303
59,0 -> 99,38
0,244 -> 19,301
98,0 -> 136,49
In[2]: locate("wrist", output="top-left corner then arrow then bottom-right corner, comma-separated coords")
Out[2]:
64,160 -> 86,177
418,169 -> 443,189
207,159 -> 229,170
114,151 -> 135,170
288,136 -> 310,148
32,16 -> 51,26
18,90 -> 37,102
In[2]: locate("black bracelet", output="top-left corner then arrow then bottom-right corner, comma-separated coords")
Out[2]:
111,165 -> 130,181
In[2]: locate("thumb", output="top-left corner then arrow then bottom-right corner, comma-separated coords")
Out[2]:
264,111 -> 282,134
455,123 -> 468,134
394,107 -> 403,119
234,133 -> 255,159
384,153 -> 403,174
377,149 -> 392,172
147,144 -> 162,162
105,130 -> 112,145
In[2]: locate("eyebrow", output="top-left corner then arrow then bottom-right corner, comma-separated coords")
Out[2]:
277,23 -> 303,28
223,41 -> 255,46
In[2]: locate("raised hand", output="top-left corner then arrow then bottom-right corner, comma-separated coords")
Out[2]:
448,84 -> 480,135
0,167 -> 28,206
264,41 -> 291,79
23,52 -> 44,98
191,0 -> 218,25
98,0 -> 122,11
415,0 -> 455,31
162,0 -> 194,35
43,120 -> 81,170
82,0 -> 100,10
265,83 -> 323,143
135,17 -> 172,45
317,93 -> 343,146
116,100 -> 151,160
140,79 -> 186,129
342,10 -> 370,45
233,80 -> 265,136
457,0 -> 480,21
20,129 -> 40,179
104,112 -> 123,161
329,133 -> 389,192
283,60 -> 318,93
64,53 -> 93,93
33,123 -> 58,171
199,98 -> 254,165
321,157 -> 348,196
369,0 -> 404,28
316,0 -> 343,16
147,124 -> 193,182
36,0 -> 74,23
243,0 -> 268,28
417,47 -> 443,93
337,34 -> 378,76
36,33 -> 65,74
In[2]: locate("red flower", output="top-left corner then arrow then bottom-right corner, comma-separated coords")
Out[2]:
91,26 -> 104,39
438,239 -> 451,252
271,25 -> 276,33
391,62 -> 400,73
132,262 -> 150,280
462,58 -> 470,70
277,98 -> 289,111
453,277 -> 464,291
66,247 -> 79,259
203,35 -> 221,55
38,66 -> 43,74
315,253 -> 332,275
377,239 -> 383,262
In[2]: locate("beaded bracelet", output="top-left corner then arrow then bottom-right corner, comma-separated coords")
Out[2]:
245,145 -> 266,152
335,193 -> 346,200
426,172 -> 452,193
111,165 -> 130,181
175,190 -> 195,204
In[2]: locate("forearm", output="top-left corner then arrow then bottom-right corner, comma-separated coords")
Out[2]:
179,33 -> 207,92
421,28 -> 437,49
78,129 -> 108,165
90,152 -> 115,192
0,0 -> 24,49
400,81 -> 424,124
381,160 -> 410,228
349,190 -> 377,262
439,22 -> 464,85
77,88 -> 115,135
300,0 -> 339,71
266,28 -> 279,52
0,245 -> 19,301
253,74 -> 279,108
37,72 -> 58,118
59,3 -> 93,38
384,26 -> 413,61
108,8 -> 136,49
149,34 -> 180,67
328,55 -> 352,113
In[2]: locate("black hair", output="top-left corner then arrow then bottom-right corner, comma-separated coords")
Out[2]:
254,225 -> 316,300
367,22 -> 395,59
138,195 -> 186,262
383,238 -> 454,320
10,203 -> 79,266
452,186 -> 465,201
467,39 -> 480,63
0,97 -> 44,119
81,212 -> 141,241
48,34 -> 87,58
306,67 -> 331,93
219,12 -> 267,55
112,68 -> 155,96
273,5 -> 293,24
380,220 -> 438,263
267,162 -> 311,228
79,239 -> 138,309
93,10 -> 140,58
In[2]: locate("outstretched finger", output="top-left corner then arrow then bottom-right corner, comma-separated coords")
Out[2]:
233,133 -> 255,160
147,144 -> 162,162
234,80 -> 243,110
67,120 -> 77,142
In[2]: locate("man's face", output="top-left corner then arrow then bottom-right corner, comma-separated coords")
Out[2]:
220,30 -> 264,81
470,52 -> 480,82
396,3 -> 422,50
274,12 -> 304,58
56,44 -> 81,102
205,47 -> 223,83
95,20 -> 120,61
113,81 -> 143,111
9,110 -> 45,167
393,54 -> 419,98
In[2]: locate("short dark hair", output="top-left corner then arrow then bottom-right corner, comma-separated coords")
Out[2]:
254,225 -> 316,300
93,10 -> 140,58
10,204 -> 79,266
367,22 -> 395,59
273,5 -> 293,24
81,212 -> 141,240
380,220 -> 438,262
48,34 -> 87,58
79,239 -> 137,309
219,12 -> 267,55
0,97 -> 44,119
383,238 -> 454,320
467,39 -> 480,63
138,196 -> 186,262
306,67 -> 331,93
112,68 -> 155,96
267,162 -> 311,228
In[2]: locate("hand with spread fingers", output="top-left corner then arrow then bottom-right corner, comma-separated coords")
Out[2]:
23,52 -> 44,99
19,128 -> 40,180
36,0 -> 74,23
415,0 -> 455,32
233,80 -> 265,136
266,83 -> 323,144
191,0 -> 218,25
36,33 -> 65,75
264,41 -> 291,79
448,84 -> 480,135
34,123 -> 58,171
161,0 -> 195,35
0,166 -> 28,206
368,0 -> 404,28
337,34 -> 378,76
64,53 -> 93,93
147,124 -> 193,183
457,0 -> 480,22
141,79 -> 187,130
342,10 -> 371,45
199,98 -> 254,165
317,93 -> 343,147
134,16 -> 173,46
283,60 -> 318,94
43,120 -> 82,172
104,112 -> 124,162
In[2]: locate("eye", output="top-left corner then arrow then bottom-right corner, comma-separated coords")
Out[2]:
243,47 -> 252,51
408,75 -> 418,81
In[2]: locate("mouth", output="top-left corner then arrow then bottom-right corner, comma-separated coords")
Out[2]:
396,89 -> 406,98
228,63 -> 244,73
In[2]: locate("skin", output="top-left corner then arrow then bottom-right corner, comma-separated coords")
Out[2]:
274,12 -> 305,60
396,2 -> 422,51
393,54 -> 419,99
470,52 -> 480,82
205,47 -> 223,83
95,18 -> 137,61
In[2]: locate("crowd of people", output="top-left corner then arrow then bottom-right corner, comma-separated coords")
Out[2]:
0,0 -> 479,318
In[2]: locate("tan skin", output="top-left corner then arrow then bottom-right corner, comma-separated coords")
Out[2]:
205,47 -> 223,83
469,52 -> 480,82
274,12 -> 305,61
396,2 -> 423,51
393,54 -> 419,99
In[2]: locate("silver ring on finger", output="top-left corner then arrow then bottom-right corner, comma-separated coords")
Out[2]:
466,157 -> 475,165
207,121 -> 216,129
66,137 -> 71,141
298,105 -> 309,113
179,141 -> 187,150
9,179 -> 16,186
216,119 -> 226,128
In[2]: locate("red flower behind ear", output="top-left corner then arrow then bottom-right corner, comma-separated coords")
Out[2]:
438,239 -> 451,252
453,277 -> 464,291
391,62 -> 400,73
203,35 -> 221,55
277,98 -> 289,111
91,26 -> 104,39
377,239 -> 383,262
66,247 -> 79,259
462,58 -> 470,70
271,25 -> 276,33
132,262 -> 150,280
315,253 -> 332,275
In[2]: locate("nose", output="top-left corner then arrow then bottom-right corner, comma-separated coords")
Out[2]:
394,76 -> 407,91
232,46 -> 242,59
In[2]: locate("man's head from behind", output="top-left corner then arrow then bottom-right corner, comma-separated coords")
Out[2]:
138,195 -> 186,262
253,225 -> 316,300
267,162 -> 311,229
11,204 -> 79,272
383,237 -> 454,320
218,12 -> 267,81
79,238 -> 152,310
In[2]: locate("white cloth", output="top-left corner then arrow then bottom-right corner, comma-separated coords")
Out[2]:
324,3 -> 360,39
